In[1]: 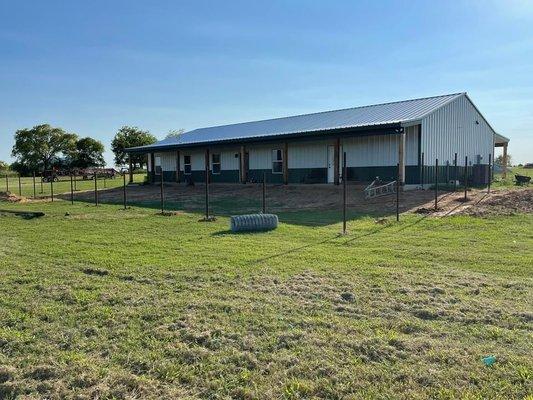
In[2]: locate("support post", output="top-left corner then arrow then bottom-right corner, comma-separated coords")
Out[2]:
435,158 -> 439,211
150,153 -> 155,184
123,171 -> 127,210
396,163 -> 400,222
40,172 -> 43,194
464,156 -> 468,201
398,129 -> 406,189
262,171 -> 266,213
453,153 -> 458,192
502,143 -> 508,179
334,138 -> 340,185
70,172 -> 74,205
32,172 -> 36,199
18,174 -> 21,196
342,152 -> 347,235
446,161 -> 450,188
94,172 -> 98,206
50,176 -> 54,202
128,155 -> 133,184
239,145 -> 246,184
283,142 -> 289,185
176,151 -> 181,183
5,174 -> 8,192
74,170 -> 77,191
488,153 -> 492,194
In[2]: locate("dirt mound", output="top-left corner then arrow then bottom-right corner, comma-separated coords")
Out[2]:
0,191 -> 28,203
461,189 -> 533,217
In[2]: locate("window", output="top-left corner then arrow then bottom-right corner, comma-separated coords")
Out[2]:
212,153 -> 221,174
154,156 -> 162,175
184,155 -> 191,175
272,149 -> 283,174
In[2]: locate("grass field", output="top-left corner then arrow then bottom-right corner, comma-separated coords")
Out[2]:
0,173 -> 146,199
0,186 -> 532,398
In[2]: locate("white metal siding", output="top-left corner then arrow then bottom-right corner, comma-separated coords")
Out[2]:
155,152 -> 177,171
421,95 -> 493,166
288,141 -> 328,168
212,147 -> 239,170
249,144 -> 275,169
342,126 -> 418,167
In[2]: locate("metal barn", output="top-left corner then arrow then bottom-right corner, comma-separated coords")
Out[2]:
126,92 -> 509,188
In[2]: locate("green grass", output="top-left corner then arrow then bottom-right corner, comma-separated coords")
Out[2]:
0,173 -> 146,198
0,197 -> 531,399
493,166 -> 533,189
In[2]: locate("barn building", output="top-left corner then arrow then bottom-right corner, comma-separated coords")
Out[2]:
126,92 -> 509,187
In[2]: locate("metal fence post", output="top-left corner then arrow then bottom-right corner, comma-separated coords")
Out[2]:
453,153 -> 458,192
5,174 -> 8,192
70,172 -> 74,205
421,152 -> 424,188
123,172 -> 127,210
94,172 -> 98,206
50,176 -> 54,202
396,162 -> 400,222
342,152 -> 347,234
160,172 -> 165,214
262,171 -> 266,214
33,171 -> 36,198
205,161 -> 210,220
18,174 -> 21,196
488,153 -> 492,194
464,155 -> 468,201
435,158 -> 439,211
40,172 -> 43,194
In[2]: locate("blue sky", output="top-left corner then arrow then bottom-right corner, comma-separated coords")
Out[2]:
1,0 -> 532,165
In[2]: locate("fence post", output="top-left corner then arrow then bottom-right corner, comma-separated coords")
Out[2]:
160,172 -> 165,214
40,172 -> 43,194
205,157 -> 210,220
488,153 -> 492,194
33,172 -> 36,199
342,152 -> 347,234
262,171 -> 266,213
18,174 -> 21,196
50,176 -> 54,202
123,172 -> 127,210
420,152 -> 425,189
94,172 -> 98,206
446,161 -> 450,188
70,172 -> 74,205
396,162 -> 400,222
74,171 -> 77,191
434,158 -> 439,211
5,174 -> 8,192
453,153 -> 458,192
464,156 -> 468,201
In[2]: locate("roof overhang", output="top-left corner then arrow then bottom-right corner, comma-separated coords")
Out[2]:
126,123 -> 404,154
494,132 -> 510,147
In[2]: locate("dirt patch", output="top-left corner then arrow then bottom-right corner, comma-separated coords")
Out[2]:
0,191 -> 28,203
460,188 -> 533,216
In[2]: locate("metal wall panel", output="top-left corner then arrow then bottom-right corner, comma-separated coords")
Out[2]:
421,95 -> 493,166
288,141 -> 328,168
342,126 -> 418,167
155,151 -> 177,171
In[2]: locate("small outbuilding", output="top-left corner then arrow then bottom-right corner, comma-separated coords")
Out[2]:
126,92 -> 509,187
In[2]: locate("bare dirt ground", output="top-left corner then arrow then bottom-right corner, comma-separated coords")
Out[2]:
0,191 -> 28,203
61,183 -> 533,218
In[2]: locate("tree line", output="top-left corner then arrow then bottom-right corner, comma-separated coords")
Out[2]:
1,124 -> 157,175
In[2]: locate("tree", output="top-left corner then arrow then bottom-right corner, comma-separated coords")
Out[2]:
165,128 -> 185,139
0,160 -> 8,171
11,124 -> 77,172
495,153 -> 512,167
111,126 -> 156,169
69,137 -> 105,168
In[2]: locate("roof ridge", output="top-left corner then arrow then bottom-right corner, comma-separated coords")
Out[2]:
183,92 -> 465,134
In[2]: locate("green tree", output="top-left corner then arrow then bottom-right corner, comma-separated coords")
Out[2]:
11,124 -> 78,172
111,126 -> 156,169
69,137 -> 105,168
0,160 -> 8,171
495,153 -> 512,167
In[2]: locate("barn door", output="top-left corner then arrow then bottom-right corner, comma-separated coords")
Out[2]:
327,145 -> 335,183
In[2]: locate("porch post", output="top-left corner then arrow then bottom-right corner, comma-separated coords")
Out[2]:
240,145 -> 246,183
283,142 -> 288,185
334,137 -> 340,185
176,151 -> 180,183
502,143 -> 508,179
398,129 -> 406,188
150,153 -> 155,183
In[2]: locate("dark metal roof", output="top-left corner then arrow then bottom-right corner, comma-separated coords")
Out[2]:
127,92 -> 464,151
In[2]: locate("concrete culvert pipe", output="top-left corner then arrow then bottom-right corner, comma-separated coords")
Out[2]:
230,214 -> 278,232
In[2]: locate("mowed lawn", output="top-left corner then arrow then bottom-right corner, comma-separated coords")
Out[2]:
0,198 -> 532,399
